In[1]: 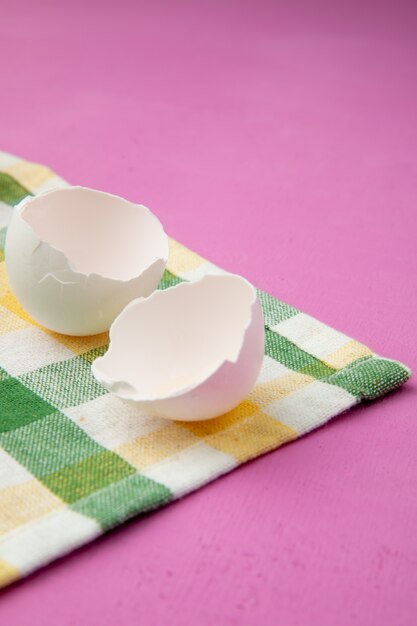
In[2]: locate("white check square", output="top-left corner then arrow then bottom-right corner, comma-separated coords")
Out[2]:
63,393 -> 168,448
0,326 -> 73,375
141,442 -> 235,497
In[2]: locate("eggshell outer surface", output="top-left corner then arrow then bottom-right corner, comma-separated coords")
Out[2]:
92,274 -> 265,421
5,187 -> 168,335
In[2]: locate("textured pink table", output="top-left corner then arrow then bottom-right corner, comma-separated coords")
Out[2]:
1,1 -> 416,624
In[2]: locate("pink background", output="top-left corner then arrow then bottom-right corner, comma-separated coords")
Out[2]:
1,1 -> 416,624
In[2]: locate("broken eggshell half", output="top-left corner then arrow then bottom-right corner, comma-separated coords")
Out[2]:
91,274 -> 265,421
5,187 -> 168,335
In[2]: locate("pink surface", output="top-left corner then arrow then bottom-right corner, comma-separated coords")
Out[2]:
1,1 -> 416,624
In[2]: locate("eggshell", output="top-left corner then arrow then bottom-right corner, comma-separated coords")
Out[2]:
5,187 -> 168,335
91,274 -> 265,421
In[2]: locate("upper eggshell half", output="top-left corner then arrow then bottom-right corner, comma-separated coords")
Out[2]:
5,187 -> 168,335
92,274 -> 265,421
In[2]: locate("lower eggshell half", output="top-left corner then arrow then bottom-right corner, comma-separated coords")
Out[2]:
92,275 -> 265,421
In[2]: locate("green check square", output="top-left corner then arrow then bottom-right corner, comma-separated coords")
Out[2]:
158,269 -> 183,290
0,376 -> 55,433
265,328 -> 336,378
0,172 -> 31,206
79,345 -> 108,365
19,355 -> 107,409
41,450 -> 136,503
0,412 -> 102,477
72,472 -> 172,530
257,289 -> 299,327
327,357 -> 411,400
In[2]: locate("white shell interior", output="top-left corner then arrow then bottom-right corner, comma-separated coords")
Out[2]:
96,275 -> 256,400
20,187 -> 167,281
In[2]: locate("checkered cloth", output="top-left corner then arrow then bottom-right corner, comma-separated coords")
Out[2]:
0,151 -> 411,589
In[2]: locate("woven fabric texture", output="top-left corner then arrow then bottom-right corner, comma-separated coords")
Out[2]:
0,151 -> 411,589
